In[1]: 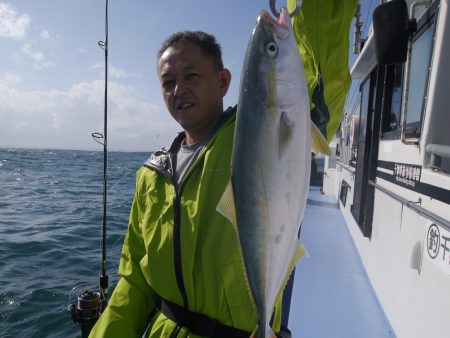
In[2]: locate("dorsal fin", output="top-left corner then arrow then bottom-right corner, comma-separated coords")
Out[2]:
311,122 -> 331,155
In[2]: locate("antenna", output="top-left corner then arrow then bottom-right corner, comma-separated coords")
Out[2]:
353,3 -> 363,54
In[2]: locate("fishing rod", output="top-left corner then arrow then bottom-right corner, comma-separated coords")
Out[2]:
68,1 -> 109,337
98,0 -> 110,303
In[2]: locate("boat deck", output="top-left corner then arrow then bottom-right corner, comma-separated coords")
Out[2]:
288,187 -> 396,337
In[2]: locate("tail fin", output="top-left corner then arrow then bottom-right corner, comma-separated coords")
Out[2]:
311,122 -> 331,156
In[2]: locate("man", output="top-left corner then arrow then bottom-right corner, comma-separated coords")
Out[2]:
89,31 -> 290,338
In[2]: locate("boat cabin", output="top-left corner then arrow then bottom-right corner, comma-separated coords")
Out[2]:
322,0 -> 450,336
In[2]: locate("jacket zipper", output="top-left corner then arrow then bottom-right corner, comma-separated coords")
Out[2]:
143,110 -> 236,329
170,145 -> 209,310
169,130 -> 223,312
144,156 -> 190,310
172,190 -> 189,309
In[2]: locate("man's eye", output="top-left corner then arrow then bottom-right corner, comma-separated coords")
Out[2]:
186,73 -> 199,80
162,80 -> 175,89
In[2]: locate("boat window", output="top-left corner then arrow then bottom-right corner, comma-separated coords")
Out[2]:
348,76 -> 370,168
381,64 -> 403,139
357,77 -> 371,141
350,114 -> 359,168
340,180 -> 350,207
404,18 -> 436,138
422,1 -> 450,174
340,117 -> 355,167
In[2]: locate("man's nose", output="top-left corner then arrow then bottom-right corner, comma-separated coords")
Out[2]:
173,80 -> 187,96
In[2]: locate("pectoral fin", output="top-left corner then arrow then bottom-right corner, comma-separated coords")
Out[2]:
275,243 -> 308,304
216,179 -> 237,227
311,121 -> 331,156
279,111 -> 294,158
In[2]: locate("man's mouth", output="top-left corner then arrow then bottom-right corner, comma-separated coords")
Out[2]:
177,102 -> 194,110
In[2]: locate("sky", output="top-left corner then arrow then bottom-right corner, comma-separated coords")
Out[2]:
0,0 -> 375,152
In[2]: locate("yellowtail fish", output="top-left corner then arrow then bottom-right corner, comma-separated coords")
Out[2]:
218,5 -> 329,338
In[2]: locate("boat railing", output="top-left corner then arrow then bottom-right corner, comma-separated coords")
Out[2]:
368,179 -> 450,231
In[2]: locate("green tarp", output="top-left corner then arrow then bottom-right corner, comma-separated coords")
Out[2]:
288,0 -> 358,142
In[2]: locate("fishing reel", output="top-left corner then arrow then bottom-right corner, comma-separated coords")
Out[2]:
68,286 -> 107,338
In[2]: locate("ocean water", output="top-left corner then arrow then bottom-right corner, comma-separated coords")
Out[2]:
0,148 -> 150,338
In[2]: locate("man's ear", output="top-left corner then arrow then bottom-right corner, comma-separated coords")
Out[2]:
218,68 -> 231,97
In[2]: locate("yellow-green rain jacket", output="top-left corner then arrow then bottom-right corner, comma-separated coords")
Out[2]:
288,0 -> 357,142
89,111 -> 283,337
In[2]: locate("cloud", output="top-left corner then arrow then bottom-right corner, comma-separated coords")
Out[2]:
92,63 -> 142,80
0,72 -> 21,85
21,43 -> 43,61
39,28 -> 59,43
0,2 -> 30,39
33,61 -> 55,70
40,29 -> 49,39
20,43 -> 55,69
0,4 -> 56,68
0,76 -> 177,151
110,66 -> 128,79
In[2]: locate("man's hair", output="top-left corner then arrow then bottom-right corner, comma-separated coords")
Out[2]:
157,31 -> 224,71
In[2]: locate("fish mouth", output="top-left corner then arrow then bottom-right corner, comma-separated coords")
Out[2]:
258,9 -> 290,40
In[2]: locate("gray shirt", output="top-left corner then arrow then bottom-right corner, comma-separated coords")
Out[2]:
174,137 -> 208,188
173,107 -> 234,189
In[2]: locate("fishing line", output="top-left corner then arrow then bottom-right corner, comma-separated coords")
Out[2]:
344,80 -> 361,114
350,90 -> 361,115
349,92 -> 362,118
106,168 -> 134,195
95,224 -> 125,298
67,167 -> 134,210
345,81 -> 362,120
107,233 -> 126,265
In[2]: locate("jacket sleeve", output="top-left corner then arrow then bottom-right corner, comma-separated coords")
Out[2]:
89,192 -> 158,338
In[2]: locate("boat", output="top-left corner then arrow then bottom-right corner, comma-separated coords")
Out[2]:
319,0 -> 450,337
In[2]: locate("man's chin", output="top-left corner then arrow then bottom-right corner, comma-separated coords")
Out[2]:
175,109 -> 197,123
176,118 -> 197,132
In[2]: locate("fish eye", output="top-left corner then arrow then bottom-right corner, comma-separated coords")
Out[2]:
264,41 -> 278,58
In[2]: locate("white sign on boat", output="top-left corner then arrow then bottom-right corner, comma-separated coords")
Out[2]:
425,222 -> 450,276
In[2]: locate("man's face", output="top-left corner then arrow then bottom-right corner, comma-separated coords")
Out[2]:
157,42 -> 230,142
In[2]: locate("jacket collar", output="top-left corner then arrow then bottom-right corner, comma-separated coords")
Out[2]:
143,105 -> 236,176
143,132 -> 184,176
